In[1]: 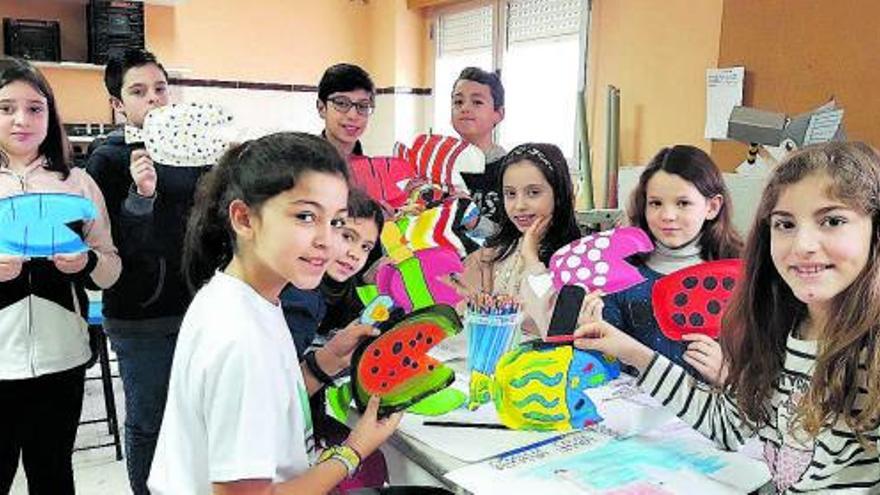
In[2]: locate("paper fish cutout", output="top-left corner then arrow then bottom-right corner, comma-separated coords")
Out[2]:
402,134 -> 485,192
141,102 -> 233,167
349,156 -> 416,210
351,304 -> 463,416
394,197 -> 480,258
493,345 -> 620,431
652,259 -> 743,340
0,193 -> 96,257
376,246 -> 464,312
549,227 -> 654,294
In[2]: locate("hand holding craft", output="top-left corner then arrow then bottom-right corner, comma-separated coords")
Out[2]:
573,319 -> 654,372
129,148 -> 157,197
345,395 -> 403,461
682,333 -> 728,386
322,323 -> 381,374
51,252 -> 88,275
576,289 -> 605,326
0,254 -> 25,282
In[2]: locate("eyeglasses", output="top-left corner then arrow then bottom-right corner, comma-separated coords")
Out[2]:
326,95 -> 375,116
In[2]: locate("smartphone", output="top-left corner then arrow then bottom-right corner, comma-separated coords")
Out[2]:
545,285 -> 586,343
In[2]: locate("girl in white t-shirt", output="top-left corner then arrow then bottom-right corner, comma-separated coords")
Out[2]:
148,132 -> 402,495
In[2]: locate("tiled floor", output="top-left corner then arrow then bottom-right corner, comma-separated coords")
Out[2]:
11,351 -> 132,495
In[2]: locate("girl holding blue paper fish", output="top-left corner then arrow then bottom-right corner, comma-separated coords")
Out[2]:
460,143 -> 585,339
576,142 -> 880,493
0,58 -> 121,494
599,145 -> 742,384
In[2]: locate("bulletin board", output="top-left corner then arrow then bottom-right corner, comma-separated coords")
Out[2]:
710,0 -> 880,170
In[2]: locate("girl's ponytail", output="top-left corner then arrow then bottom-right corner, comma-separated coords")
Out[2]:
181,132 -> 349,293
182,143 -> 243,293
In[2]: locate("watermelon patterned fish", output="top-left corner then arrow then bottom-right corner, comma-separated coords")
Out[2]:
492,345 -> 620,431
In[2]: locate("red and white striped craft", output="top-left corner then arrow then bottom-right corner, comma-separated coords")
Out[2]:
406,134 -> 485,191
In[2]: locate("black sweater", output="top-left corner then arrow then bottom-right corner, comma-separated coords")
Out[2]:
86,131 -> 210,320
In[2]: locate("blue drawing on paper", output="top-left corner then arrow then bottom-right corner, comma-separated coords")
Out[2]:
0,193 -> 96,257
526,437 -> 726,490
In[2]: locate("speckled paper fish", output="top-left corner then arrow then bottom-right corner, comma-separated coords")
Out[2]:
492,345 -> 620,431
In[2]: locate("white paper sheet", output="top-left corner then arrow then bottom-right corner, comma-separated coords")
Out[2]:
705,67 -> 745,140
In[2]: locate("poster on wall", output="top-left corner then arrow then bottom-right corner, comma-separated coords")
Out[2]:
705,66 -> 745,140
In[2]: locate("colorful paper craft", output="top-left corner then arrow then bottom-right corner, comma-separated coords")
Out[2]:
140,102 -> 233,167
401,134 -> 485,192
393,197 -> 481,258
350,304 -> 463,416
549,227 -> 654,294
652,259 -> 743,340
348,156 -> 416,210
493,345 -> 620,431
0,193 -> 96,257
360,295 -> 394,326
376,246 -> 464,312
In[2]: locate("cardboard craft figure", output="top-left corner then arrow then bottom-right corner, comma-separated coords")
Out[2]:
0,193 -> 96,257
350,304 -> 463,416
652,259 -> 743,341
348,156 -> 416,210
549,227 -> 653,294
493,345 -> 620,431
396,134 -> 485,193
126,102 -> 233,167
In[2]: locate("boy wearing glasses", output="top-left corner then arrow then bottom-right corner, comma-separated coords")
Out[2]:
316,63 -> 375,159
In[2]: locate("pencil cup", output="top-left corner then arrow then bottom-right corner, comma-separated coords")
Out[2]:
465,310 -> 520,410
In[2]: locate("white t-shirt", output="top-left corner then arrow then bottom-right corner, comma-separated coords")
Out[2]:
148,271 -> 315,495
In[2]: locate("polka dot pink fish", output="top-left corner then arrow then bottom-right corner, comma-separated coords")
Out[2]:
549,227 -> 653,294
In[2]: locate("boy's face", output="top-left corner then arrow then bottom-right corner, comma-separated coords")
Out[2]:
111,63 -> 169,128
317,89 -> 373,150
451,79 -> 503,147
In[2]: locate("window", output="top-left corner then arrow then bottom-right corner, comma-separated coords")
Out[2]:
432,0 -> 587,159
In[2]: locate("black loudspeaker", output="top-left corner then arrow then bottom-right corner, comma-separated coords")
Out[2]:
3,18 -> 62,62
87,0 -> 145,65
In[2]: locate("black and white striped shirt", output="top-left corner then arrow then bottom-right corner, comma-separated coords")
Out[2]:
637,333 -> 879,493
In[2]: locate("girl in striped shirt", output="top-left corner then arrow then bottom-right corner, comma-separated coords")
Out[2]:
575,142 -> 880,493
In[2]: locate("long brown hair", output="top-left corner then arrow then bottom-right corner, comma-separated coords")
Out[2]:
628,145 -> 743,260
721,142 -> 880,439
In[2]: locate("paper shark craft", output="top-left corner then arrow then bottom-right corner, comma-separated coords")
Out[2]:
549,227 -> 654,294
0,193 -> 96,257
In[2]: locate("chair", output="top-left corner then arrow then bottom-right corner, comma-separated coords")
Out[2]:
75,300 -> 123,460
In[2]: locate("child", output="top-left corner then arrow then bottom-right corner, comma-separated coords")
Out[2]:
148,132 -> 401,495
0,59 -> 121,494
575,142 -> 880,493
461,143 -> 581,338
453,67 -> 506,237
601,145 -> 742,383
306,188 -> 388,491
316,63 -> 375,159
85,48 -> 210,495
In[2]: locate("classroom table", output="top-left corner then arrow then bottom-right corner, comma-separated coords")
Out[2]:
365,335 -> 773,495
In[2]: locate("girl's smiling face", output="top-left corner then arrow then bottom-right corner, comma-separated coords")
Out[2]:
327,217 -> 379,282
645,170 -> 721,248
243,171 -> 349,293
770,172 -> 873,315
502,159 -> 555,234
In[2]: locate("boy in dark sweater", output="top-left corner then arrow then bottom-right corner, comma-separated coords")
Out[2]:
452,67 -> 506,238
86,48 -> 209,495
